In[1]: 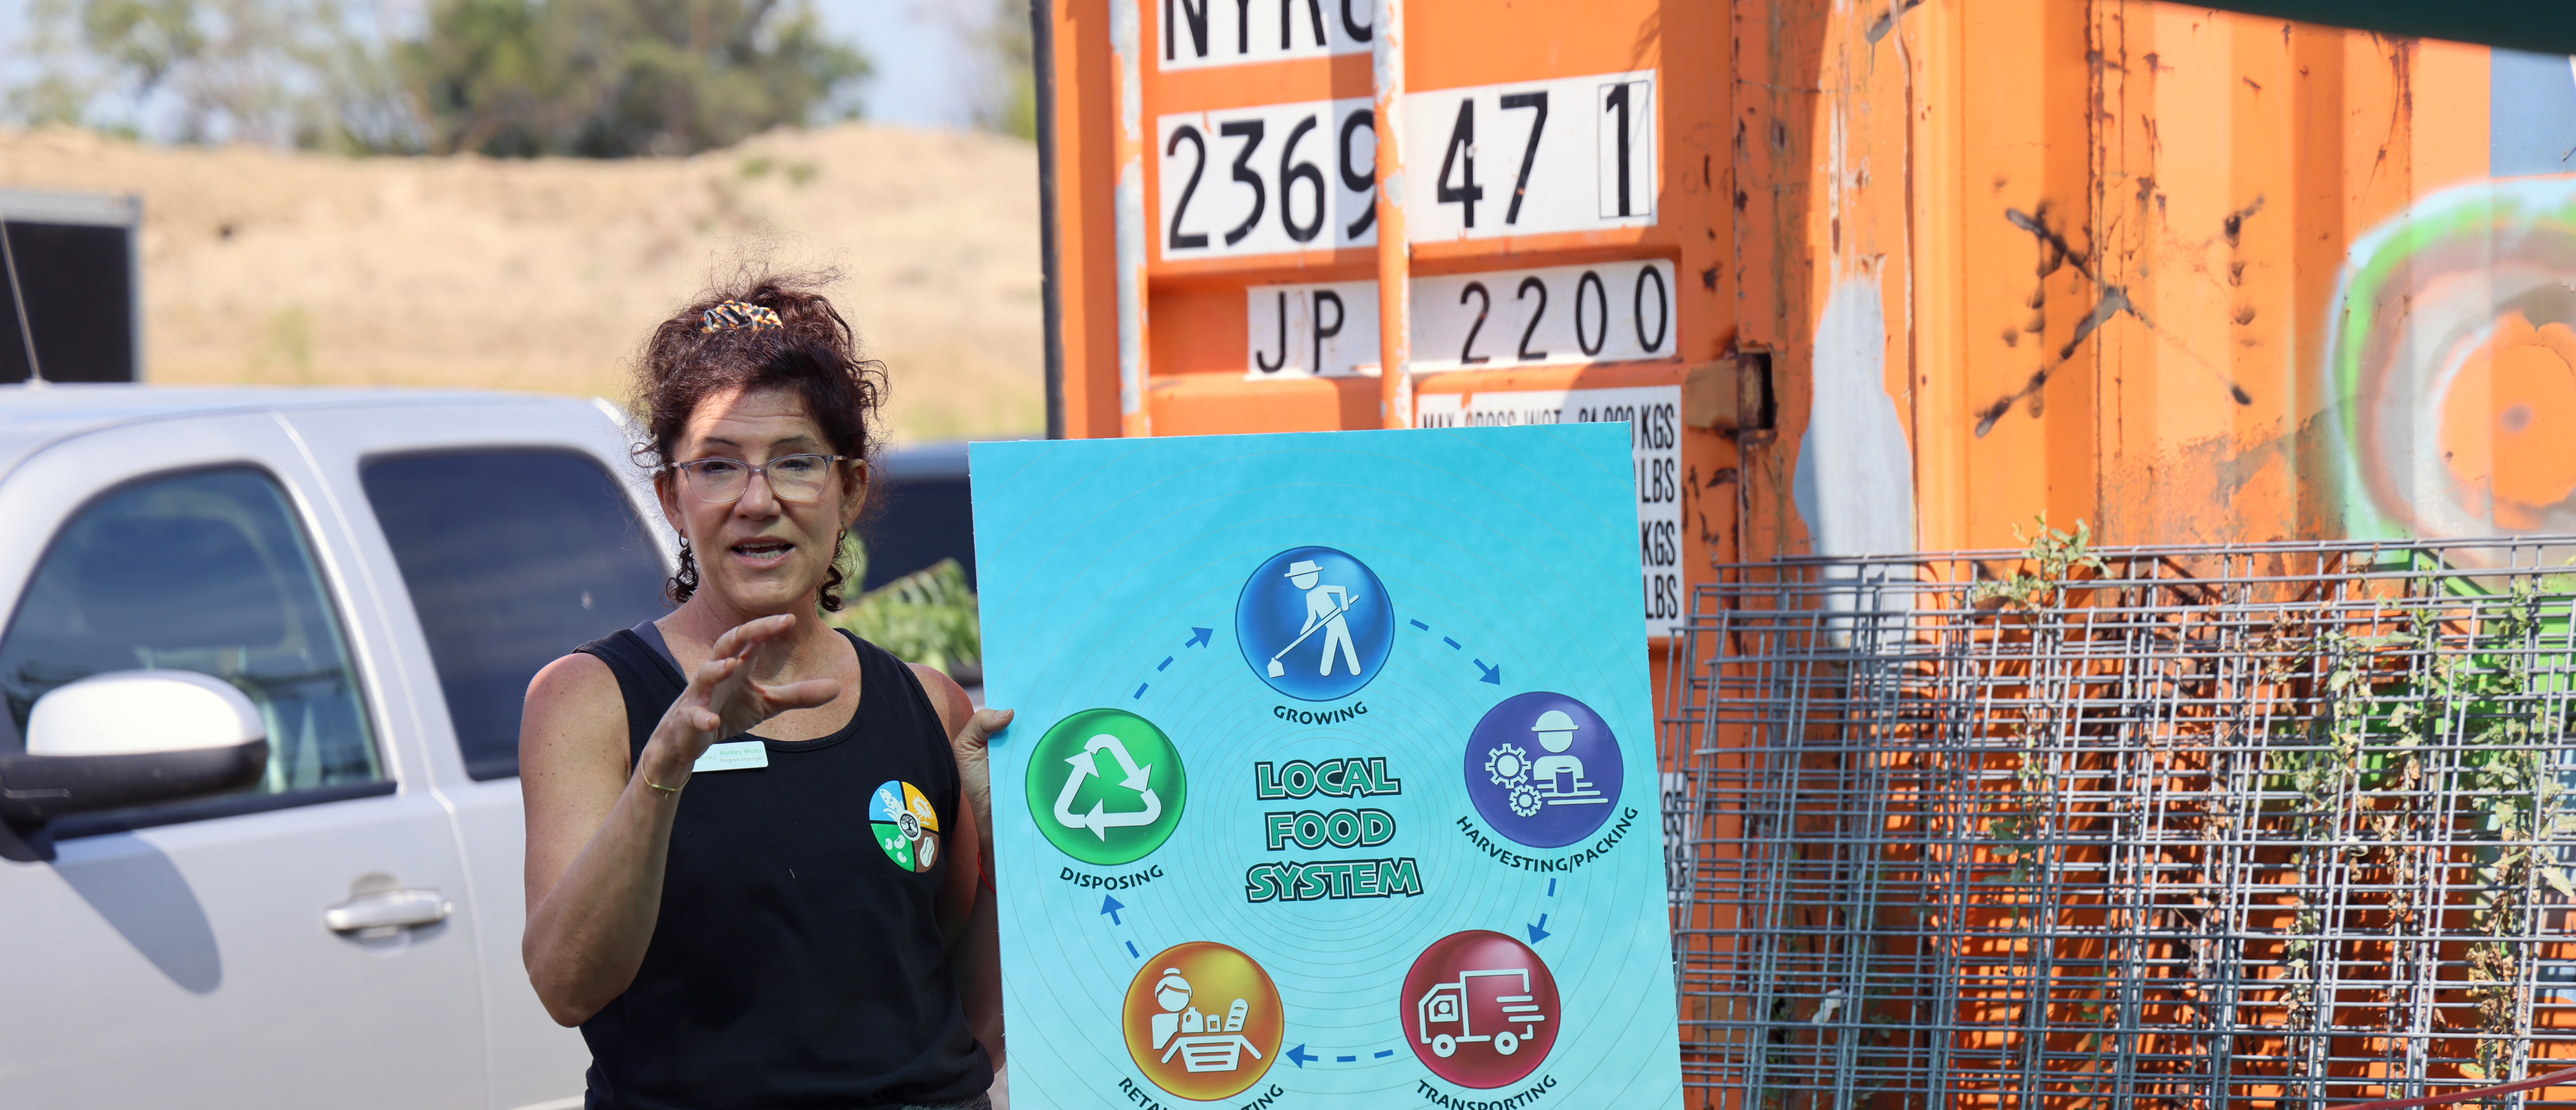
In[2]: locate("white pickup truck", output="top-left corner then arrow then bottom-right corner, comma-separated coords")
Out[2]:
0,386 -> 671,1109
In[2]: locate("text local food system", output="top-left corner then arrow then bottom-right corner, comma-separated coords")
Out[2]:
974,426 -> 1683,1108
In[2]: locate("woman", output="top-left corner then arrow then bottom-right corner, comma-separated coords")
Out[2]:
520,276 -> 1007,1110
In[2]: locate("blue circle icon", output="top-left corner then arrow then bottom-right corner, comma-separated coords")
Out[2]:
1234,546 -> 1395,701
1464,692 -> 1624,848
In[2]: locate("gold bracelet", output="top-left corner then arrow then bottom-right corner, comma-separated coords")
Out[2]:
645,777 -> 682,796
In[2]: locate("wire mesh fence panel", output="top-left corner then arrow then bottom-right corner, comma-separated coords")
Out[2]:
1663,538 -> 2576,1110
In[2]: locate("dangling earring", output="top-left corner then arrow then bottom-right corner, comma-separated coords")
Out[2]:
820,528 -> 849,613
669,536 -> 700,606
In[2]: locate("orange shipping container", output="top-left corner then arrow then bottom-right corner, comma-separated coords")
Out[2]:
1037,0 -> 2575,577
1031,2 -> 2576,1101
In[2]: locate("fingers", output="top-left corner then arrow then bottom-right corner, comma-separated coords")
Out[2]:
687,654 -> 742,693
758,678 -> 842,713
708,613 -> 799,663
691,613 -> 808,694
647,699 -> 728,767
956,708 -> 1015,753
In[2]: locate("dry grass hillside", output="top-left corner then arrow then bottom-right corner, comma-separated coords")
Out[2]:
0,123 -> 1044,444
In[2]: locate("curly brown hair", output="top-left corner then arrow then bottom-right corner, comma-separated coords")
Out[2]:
633,271 -> 886,612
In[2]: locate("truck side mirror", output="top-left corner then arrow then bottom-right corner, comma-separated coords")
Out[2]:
1,670 -> 271,832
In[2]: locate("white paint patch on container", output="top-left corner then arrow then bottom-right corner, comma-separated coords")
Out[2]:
1793,275 -> 1917,642
1793,274 -> 1916,558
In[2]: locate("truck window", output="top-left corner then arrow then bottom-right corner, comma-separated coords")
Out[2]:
361,448 -> 667,781
0,467 -> 384,831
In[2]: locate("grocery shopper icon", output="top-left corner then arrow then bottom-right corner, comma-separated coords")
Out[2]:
1053,733 -> 1163,840
1415,968 -> 1549,1058
1149,969 -> 1265,1073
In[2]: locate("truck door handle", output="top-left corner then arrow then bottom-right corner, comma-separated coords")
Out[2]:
324,888 -> 452,936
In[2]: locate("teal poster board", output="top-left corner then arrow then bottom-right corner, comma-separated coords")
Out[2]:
971,426 -> 1681,1109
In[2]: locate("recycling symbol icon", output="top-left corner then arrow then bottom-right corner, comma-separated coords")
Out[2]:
1054,733 -> 1166,839
1028,707 -> 1189,865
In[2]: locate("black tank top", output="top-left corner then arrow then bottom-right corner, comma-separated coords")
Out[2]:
573,623 -> 993,1109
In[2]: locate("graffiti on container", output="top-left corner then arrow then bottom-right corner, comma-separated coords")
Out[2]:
1975,202 -> 2256,437
2327,176 -> 2576,549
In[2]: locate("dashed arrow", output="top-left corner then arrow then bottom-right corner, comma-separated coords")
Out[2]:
1100,894 -> 1125,926
1476,659 -> 1503,686
1186,626 -> 1213,648
1526,913 -> 1552,943
1286,1043 -> 1318,1068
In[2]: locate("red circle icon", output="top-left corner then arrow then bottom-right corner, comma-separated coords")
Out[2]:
1399,930 -> 1559,1088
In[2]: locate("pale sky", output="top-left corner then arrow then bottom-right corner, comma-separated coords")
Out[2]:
0,0 -> 993,136
830,0 -> 996,130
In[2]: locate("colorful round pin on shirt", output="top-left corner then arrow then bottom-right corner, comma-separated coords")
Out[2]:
869,780 -> 941,873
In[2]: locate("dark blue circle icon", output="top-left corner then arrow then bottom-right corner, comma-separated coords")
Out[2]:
1234,546 -> 1395,701
1464,692 -> 1624,849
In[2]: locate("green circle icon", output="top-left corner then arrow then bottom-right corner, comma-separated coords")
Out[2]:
1027,707 -> 1188,865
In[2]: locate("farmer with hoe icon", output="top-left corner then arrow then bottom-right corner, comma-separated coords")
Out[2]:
1287,559 -> 1363,677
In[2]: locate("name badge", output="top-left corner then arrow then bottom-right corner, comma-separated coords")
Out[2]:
692,740 -> 770,773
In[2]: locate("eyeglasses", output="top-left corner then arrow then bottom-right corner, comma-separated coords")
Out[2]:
672,454 -> 849,503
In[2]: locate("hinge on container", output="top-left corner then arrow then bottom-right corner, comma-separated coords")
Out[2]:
1681,345 -> 1775,438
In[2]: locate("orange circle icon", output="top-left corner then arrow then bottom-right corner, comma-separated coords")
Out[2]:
1121,942 -> 1284,1101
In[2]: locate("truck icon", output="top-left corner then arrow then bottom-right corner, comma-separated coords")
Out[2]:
1414,968 -> 1548,1057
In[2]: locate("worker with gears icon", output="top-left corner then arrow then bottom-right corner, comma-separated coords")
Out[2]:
1464,692 -> 1625,849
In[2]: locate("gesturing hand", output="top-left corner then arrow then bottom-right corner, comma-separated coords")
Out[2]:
650,615 -> 841,780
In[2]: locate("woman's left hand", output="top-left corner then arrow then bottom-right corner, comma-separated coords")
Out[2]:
917,689 -> 1010,1069
950,708 -> 1011,848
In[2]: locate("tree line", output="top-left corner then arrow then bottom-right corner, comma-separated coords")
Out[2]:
7,0 -> 1033,156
